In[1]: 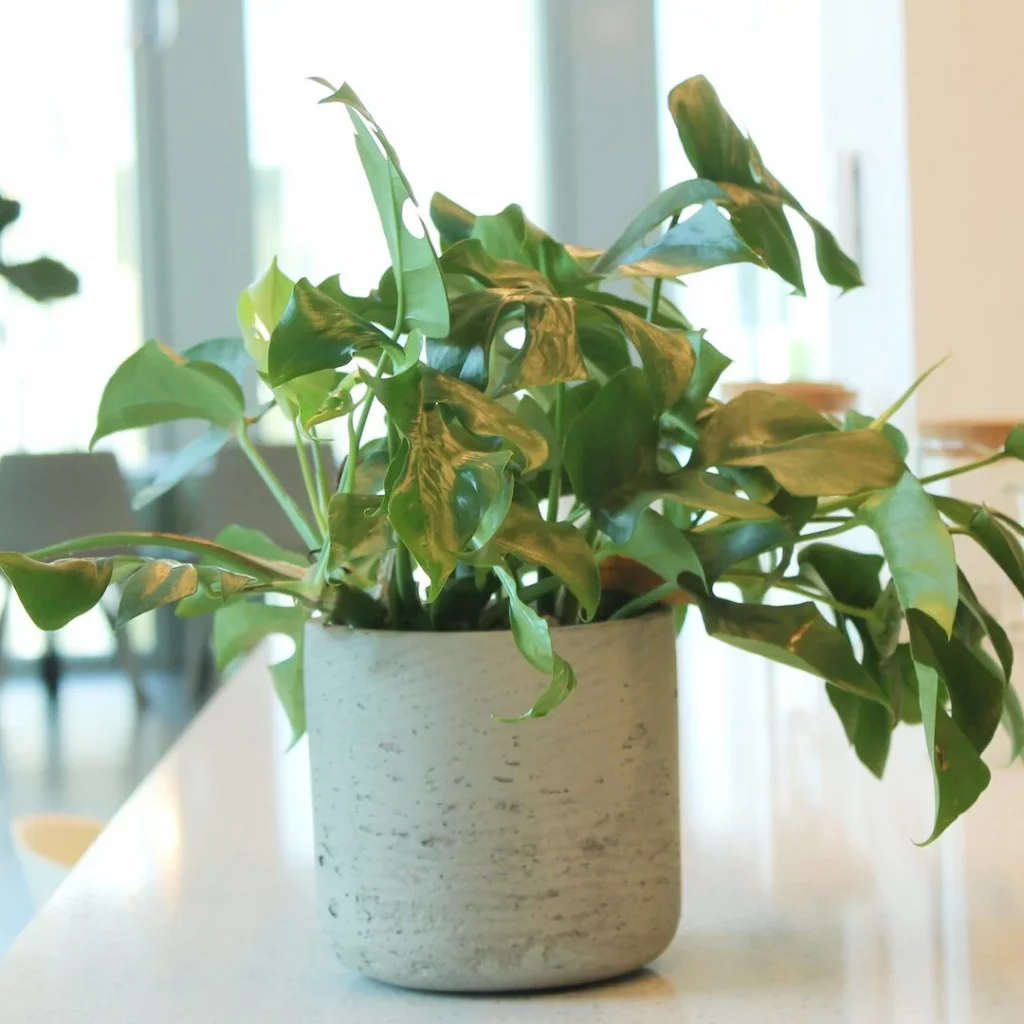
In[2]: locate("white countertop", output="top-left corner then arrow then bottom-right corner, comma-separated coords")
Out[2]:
1,630 -> 1023,1023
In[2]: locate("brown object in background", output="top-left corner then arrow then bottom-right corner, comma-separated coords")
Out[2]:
722,380 -> 858,416
920,419 -> 1017,457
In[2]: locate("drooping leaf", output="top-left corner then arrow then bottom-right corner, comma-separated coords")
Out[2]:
213,600 -> 308,672
115,560 -> 199,628
870,357 -> 948,431
132,426 -> 233,511
493,565 -> 578,720
603,508 -> 706,590
326,493 -> 387,570
266,278 -> 391,387
174,564 -> 257,618
690,518 -> 795,581
439,237 -> 552,292
862,476 -> 957,637
473,496 -> 600,619
826,685 -> 892,779
494,296 -> 588,395
429,190 -> 477,247
315,83 -> 448,337
844,409 -> 909,459
612,201 -> 763,278
426,288 -> 513,389
0,554 -> 113,630
908,616 -> 992,844
798,544 -> 884,610
957,569 -> 1013,683
91,340 -> 246,447
699,595 -> 890,707
667,75 -> 862,293
671,330 -> 731,436
237,257 -> 295,372
698,390 -> 903,495
935,498 -> 1024,603
210,525 -> 308,569
1002,684 -> 1024,762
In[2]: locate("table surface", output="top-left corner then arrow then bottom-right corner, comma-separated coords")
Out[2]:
1,631 -> 1023,1023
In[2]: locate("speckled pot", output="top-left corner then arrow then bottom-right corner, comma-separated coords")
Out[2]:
304,611 -> 680,993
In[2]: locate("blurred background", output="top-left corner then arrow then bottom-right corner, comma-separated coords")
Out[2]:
0,0 -> 1020,957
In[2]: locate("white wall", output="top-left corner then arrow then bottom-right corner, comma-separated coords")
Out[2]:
904,0 -> 1024,424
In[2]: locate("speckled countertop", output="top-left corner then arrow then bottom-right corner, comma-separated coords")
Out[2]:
2,630 -> 1023,1023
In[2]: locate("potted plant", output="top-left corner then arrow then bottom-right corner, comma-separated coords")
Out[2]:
2,76 -> 1022,993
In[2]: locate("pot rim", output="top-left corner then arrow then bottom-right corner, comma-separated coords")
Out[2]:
308,606 -> 673,640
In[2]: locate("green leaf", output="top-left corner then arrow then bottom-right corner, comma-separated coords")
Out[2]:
1002,684 -> 1024,761
266,278 -> 390,387
698,390 -> 904,495
0,554 -> 113,630
936,498 -> 1024,603
690,518 -> 795,581
909,617 -> 992,844
0,197 -> 20,233
493,565 -> 578,720
870,356 -> 948,431
957,569 -> 1013,683
597,306 -> 696,411
115,560 -> 199,628
459,199 -> 595,295
91,340 -> 246,447
439,237 -> 552,292
475,496 -> 600,619
237,257 -> 295,372
184,336 -> 253,385
861,475 -> 953,637
326,493 -> 387,568
0,258 -> 79,301
667,75 -> 861,293
603,509 -> 706,588
132,426 -> 232,511
429,190 -> 477,247
1004,425 -> 1024,460
613,201 -> 763,278
564,368 -> 775,541
271,637 -> 306,745
174,565 -> 256,619
382,402 -> 513,598
318,84 -> 449,337
826,686 -> 892,779
798,544 -> 883,610
213,600 -> 308,672
671,331 -> 731,436
594,179 -> 729,274
699,596 -> 890,707
426,288 -> 512,389
210,525 -> 308,569
844,409 -> 909,459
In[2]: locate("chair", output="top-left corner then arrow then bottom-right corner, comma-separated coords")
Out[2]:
0,452 -> 146,705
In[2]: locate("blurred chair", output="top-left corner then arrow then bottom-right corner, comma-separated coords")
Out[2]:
0,452 -> 146,705
10,813 -> 105,909
182,443 -> 333,703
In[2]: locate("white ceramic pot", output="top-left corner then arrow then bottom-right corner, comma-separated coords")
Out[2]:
304,610 -> 680,992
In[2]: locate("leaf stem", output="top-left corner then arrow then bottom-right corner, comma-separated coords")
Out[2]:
292,422 -> 327,535
342,352 -> 391,492
920,451 -> 1006,486
721,571 -> 874,619
237,427 -> 320,550
387,419 -> 417,620
26,532 -> 305,581
645,212 -> 681,322
609,581 -> 678,620
313,441 -> 333,514
546,384 -> 565,523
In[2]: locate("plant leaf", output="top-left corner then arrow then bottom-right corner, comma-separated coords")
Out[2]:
613,201 -> 763,277
91,340 -> 245,447
908,615 -> 992,844
132,426 -> 232,511
115,560 -> 199,628
670,330 -> 731,436
845,409 -> 909,459
0,258 -> 79,301
318,84 -> 449,337
0,554 -> 112,630
494,296 -> 588,395
870,356 -> 948,430
1004,425 -> 1024,460
826,686 -> 892,779
935,497 -> 1024,603
210,525 -> 308,569
267,278 -> 391,387
690,518 -> 795,581
237,257 -> 295,372
667,75 -> 861,293
439,237 -> 553,292
474,496 -> 600,619
957,569 -> 1013,683
326,493 -> 387,569
493,565 -> 578,720
602,508 -> 706,589
863,474 -> 958,636
798,544 -> 884,609
213,600 -> 307,672
699,596 -> 890,707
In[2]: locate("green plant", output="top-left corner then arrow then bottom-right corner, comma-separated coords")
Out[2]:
0,195 -> 78,301
2,76 -> 1021,843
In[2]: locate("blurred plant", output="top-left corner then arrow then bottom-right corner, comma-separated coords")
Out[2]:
0,77 -> 1021,843
0,195 -> 78,301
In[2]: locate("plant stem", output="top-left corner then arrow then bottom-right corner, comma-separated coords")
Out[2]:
292,422 -> 327,535
387,419 -> 417,619
26,532 -> 305,581
342,351 -> 391,492
721,571 -> 874,619
645,212 -> 681,322
546,384 -> 565,523
920,451 -> 1006,486
237,427 -> 319,550
313,442 -> 333,517
609,582 -> 678,620
802,520 -> 861,542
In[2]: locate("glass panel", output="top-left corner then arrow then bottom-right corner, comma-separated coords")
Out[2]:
0,2 -> 143,659
655,0 -> 828,385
